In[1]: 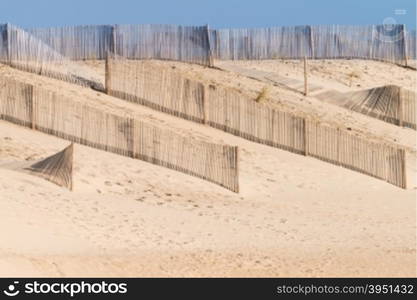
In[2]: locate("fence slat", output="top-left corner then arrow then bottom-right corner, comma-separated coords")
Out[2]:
0,76 -> 239,192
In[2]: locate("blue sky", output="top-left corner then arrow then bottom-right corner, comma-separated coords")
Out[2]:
0,0 -> 415,29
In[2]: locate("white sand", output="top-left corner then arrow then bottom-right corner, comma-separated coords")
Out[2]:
0,59 -> 416,277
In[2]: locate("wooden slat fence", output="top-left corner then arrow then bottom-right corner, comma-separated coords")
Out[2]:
113,24 -> 212,66
0,23 -> 412,91
26,24 -> 213,65
211,26 -> 312,60
306,121 -> 406,188
27,143 -> 74,190
1,23 -> 104,90
0,76 -> 239,192
209,84 -> 407,188
107,58 -> 206,123
28,25 -> 114,60
107,59 -> 408,188
0,23 -> 413,69
212,25 -> 408,65
401,88 -> 417,129
346,85 -> 416,130
406,30 -> 416,60
206,84 -> 306,155
0,24 -> 8,63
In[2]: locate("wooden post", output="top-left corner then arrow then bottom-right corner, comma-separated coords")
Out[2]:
4,23 -> 11,65
131,119 -> 137,159
110,25 -> 116,56
308,25 -> 314,58
336,128 -> 340,164
398,87 -> 403,127
105,51 -> 110,95
402,24 -> 408,67
234,146 -> 239,193
303,118 -> 309,156
369,25 -> 375,59
384,147 -> 389,182
69,142 -> 74,191
29,85 -> 35,130
129,118 -> 135,158
216,29 -> 220,60
202,84 -> 208,125
303,56 -> 308,96
205,24 -> 214,67
401,149 -> 407,189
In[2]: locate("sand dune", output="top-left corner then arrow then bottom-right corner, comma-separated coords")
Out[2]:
0,57 -> 416,277
124,59 -> 417,151
0,117 -> 415,277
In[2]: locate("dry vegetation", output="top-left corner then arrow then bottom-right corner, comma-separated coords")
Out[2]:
347,69 -> 362,87
254,86 -> 270,103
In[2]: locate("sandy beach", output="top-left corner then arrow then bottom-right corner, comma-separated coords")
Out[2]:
0,57 -> 416,278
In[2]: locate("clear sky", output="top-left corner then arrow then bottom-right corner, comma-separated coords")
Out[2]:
0,0 -> 415,29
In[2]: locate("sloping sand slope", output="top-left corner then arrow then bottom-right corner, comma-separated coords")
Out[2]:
0,119 -> 415,277
315,85 -> 416,129
0,58 -> 415,277
98,59 -> 416,152
1,60 -> 415,151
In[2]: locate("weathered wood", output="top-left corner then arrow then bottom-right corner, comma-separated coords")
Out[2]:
129,118 -> 135,158
5,24 -> 104,90
398,88 -> 403,127
303,56 -> 308,96
203,84 -> 208,125
114,24 -> 211,66
234,146 -> 239,193
28,25 -> 114,60
29,85 -> 35,129
308,25 -> 314,58
110,25 -> 116,55
336,127 -> 341,165
212,24 -> 407,65
3,23 -> 410,68
205,24 -> 214,67
105,52 -> 110,94
402,24 -> 408,67
406,29 -> 416,60
69,143 -> 74,191
401,149 -> 407,189
108,57 -> 206,123
5,23 -> 10,64
369,25 -> 375,59
26,142 -> 74,190
0,76 -> 239,192
105,59 -> 410,188
303,119 -> 309,156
